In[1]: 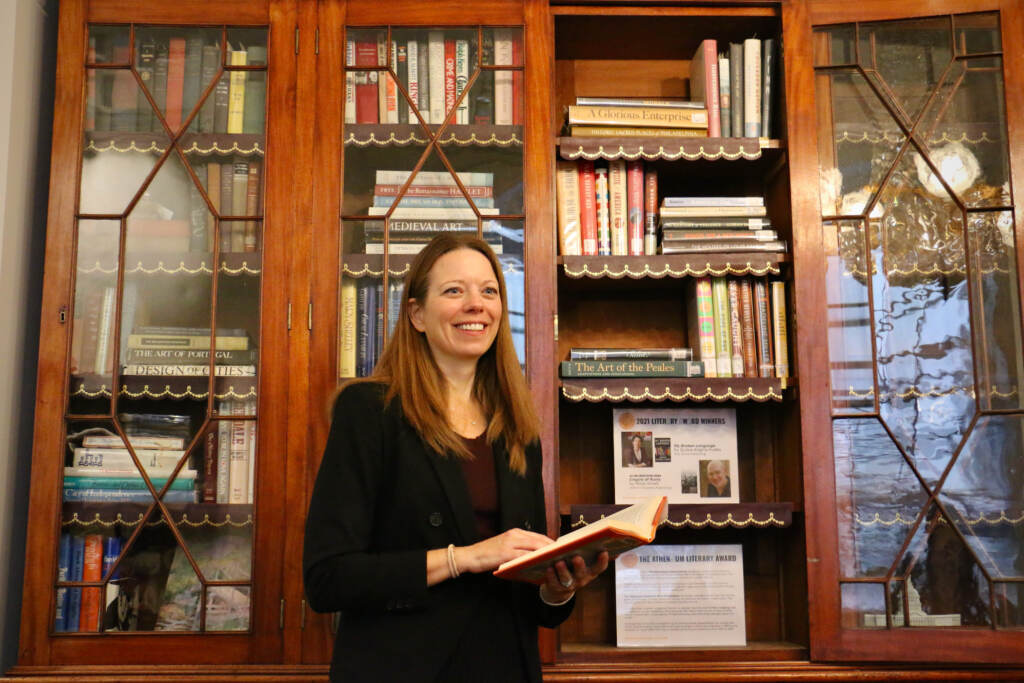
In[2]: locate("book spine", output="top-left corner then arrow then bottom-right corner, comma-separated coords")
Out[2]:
754,279 -> 774,378
245,161 -> 261,251
569,348 -> 693,360
396,43 -> 408,125
212,56 -> 229,133
443,39 -> 456,121
242,47 -> 266,134
577,161 -> 598,256
700,40 -> 720,137
246,400 -> 257,504
63,476 -> 194,491
228,401 -> 249,504
384,41 -> 398,124
771,281 -> 789,378
718,53 -> 731,137
81,434 -> 187,449
569,125 -> 707,138
607,160 -> 628,255
374,169 -> 493,186
374,280 -> 384,364
64,466 -> 196,479
231,161 -> 249,250
555,161 -> 582,256
661,217 -> 771,229
165,37 -> 186,132
203,428 -> 218,503
560,359 -> 704,378
67,535 -> 85,632
356,281 -> 371,376
122,364 -> 256,376
644,169 -> 658,256
743,38 -> 762,137
372,195 -> 494,209
344,40 -> 356,124
727,279 -> 745,376
339,278 -> 358,377
473,31 -> 494,124
663,196 -> 764,207
71,448 -> 185,470
711,277 -> 732,377
124,347 -> 257,364
574,97 -> 706,109
594,168 -> 612,256
225,48 -> 247,134
365,242 -> 503,255
55,533 -> 72,632
151,41 -> 169,132
78,534 -> 103,632
738,278 -> 757,377
626,161 -> 645,256
376,34 -> 387,122
181,36 -> 204,131
662,229 -> 776,242
417,39 -> 430,119
374,183 -> 493,198
102,536 -> 122,616
661,240 -> 785,254
188,176 -> 208,251
63,489 -> 197,503
93,287 -> 116,375
367,206 -> 499,219
428,31 -> 445,124
219,158 -> 233,251
660,205 -> 767,217
761,38 -> 775,138
127,334 -> 249,351
406,40 -> 418,123
568,105 -> 708,129
729,42 -> 743,140
363,219 -> 478,233
694,277 -> 717,377
493,29 -> 513,125
455,39 -> 469,124
216,404 -> 231,503
353,40 -> 379,124
109,47 -> 136,131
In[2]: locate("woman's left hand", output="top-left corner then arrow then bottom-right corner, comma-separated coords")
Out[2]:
540,551 -> 609,604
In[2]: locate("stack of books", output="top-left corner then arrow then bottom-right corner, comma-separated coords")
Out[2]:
689,37 -> 777,139
365,169 -> 502,254
560,347 -> 704,378
685,276 -> 788,379
564,97 -> 709,139
659,196 -> 785,254
345,29 -> 522,126
55,532 -> 123,633
121,326 -> 256,376
64,431 -> 198,504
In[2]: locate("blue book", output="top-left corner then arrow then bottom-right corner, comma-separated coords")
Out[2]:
62,488 -> 198,503
102,536 -> 122,580
66,535 -> 85,632
55,533 -> 72,632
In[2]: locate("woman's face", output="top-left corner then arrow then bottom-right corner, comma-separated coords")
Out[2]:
409,248 -> 502,370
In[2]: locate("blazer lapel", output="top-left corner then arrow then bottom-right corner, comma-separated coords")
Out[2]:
424,448 -> 479,544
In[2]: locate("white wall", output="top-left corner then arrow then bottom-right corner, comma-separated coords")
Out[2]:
0,0 -> 56,671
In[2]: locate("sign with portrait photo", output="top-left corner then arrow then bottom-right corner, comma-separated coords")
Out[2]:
612,408 -> 738,504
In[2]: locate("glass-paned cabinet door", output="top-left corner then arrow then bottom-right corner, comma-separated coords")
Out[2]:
815,10 -> 1024,655
59,24 -> 266,633
339,26 -> 525,378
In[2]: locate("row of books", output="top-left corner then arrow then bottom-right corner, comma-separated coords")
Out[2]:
55,532 -> 122,632
339,277 -> 403,378
691,36 -> 777,139
345,30 -> 522,126
362,169 -> 501,254
87,35 -> 266,135
659,196 -> 785,255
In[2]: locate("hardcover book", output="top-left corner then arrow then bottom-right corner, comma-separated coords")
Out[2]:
688,39 -> 720,137
567,105 -> 708,129
555,161 -> 582,256
569,347 -> 693,361
560,359 -> 704,378
613,408 -> 738,504
568,125 -> 707,138
494,495 -> 668,584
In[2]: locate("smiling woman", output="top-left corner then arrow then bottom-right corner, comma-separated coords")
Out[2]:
303,233 -> 609,683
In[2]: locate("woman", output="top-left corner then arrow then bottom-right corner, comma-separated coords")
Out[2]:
303,234 -> 608,682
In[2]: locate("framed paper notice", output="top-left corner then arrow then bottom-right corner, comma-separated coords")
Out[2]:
613,408 -> 738,504
615,544 -> 746,647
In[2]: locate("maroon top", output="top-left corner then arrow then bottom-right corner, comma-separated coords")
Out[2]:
459,434 -> 498,539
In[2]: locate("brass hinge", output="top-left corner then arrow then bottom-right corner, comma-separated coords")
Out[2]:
315,28 -> 319,55
287,302 -> 292,330
280,598 -> 286,629
308,302 -> 313,331
294,27 -> 300,55
553,314 -> 558,342
301,599 -> 307,629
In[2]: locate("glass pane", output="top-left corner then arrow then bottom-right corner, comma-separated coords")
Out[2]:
816,70 -> 905,217
940,415 -> 1024,579
71,221 -> 120,416
824,220 -> 875,414
833,418 -> 928,578
894,503 -> 988,626
444,132 -> 522,216
88,26 -> 130,65
953,12 -> 1001,56
858,17 -> 951,130
994,582 -> 1024,627
813,24 -> 856,67
872,149 -> 975,488
841,581 -> 887,629
494,220 -> 525,366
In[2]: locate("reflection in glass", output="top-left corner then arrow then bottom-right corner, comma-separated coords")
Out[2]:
841,582 -> 886,629
952,12 -> 1000,56
813,24 -> 855,67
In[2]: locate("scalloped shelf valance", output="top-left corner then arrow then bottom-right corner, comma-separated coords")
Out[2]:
558,136 -> 782,161
566,502 -> 794,530
560,255 -> 785,279
560,377 -> 787,403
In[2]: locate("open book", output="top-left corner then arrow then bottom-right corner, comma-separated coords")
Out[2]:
494,495 -> 668,585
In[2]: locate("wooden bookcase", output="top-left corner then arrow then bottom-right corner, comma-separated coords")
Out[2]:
9,0 -> 1024,681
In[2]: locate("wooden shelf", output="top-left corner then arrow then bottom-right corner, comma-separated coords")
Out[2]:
70,375 -> 257,402
559,254 -> 786,279
345,123 -> 523,147
557,136 -> 783,162
553,640 -> 807,665
564,502 -> 794,530
560,377 -> 786,403
61,502 -> 254,528
77,252 -> 262,277
84,132 -> 265,156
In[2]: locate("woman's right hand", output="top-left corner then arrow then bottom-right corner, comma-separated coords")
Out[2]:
456,528 -> 554,574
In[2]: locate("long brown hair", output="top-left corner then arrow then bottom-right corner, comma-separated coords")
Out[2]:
342,233 -> 539,475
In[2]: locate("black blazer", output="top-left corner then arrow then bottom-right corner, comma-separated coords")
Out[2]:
303,382 -> 573,683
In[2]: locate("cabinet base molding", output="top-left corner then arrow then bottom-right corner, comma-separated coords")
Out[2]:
543,662 -> 1024,682
2,665 -> 330,682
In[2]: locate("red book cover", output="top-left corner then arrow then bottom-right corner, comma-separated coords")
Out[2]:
244,161 -> 261,252
354,40 -> 379,124
78,534 -> 103,631
738,278 -> 757,377
577,161 -> 598,256
444,39 -> 456,119
165,37 -> 186,132
626,161 -> 645,256
512,35 -> 523,125
691,39 -> 720,137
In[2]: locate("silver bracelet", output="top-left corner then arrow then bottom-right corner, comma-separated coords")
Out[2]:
446,543 -> 460,579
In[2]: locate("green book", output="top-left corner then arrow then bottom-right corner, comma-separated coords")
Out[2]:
560,359 -> 704,378
711,276 -> 733,378
63,476 -> 195,491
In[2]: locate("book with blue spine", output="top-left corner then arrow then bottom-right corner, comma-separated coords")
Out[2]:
66,534 -> 85,632
55,533 -> 72,632
62,488 -> 198,503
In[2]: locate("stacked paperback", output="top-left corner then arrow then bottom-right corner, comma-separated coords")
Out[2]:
659,196 -> 785,254
560,347 -> 704,378
565,96 -> 708,139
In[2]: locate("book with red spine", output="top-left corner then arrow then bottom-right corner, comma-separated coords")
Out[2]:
244,161 -> 261,252
626,161 -> 645,256
164,37 -> 187,132
738,278 -> 757,377
444,39 -> 456,120
689,39 -> 720,137
78,534 -> 103,632
577,161 -> 598,256
354,40 -> 379,124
